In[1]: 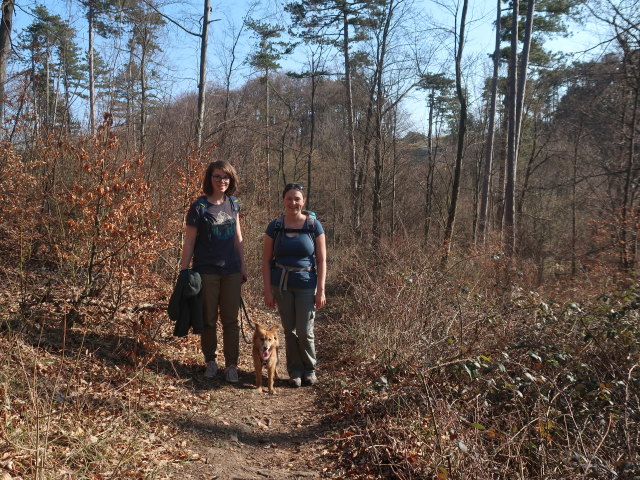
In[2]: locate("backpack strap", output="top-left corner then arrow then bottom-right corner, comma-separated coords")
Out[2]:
228,195 -> 240,213
197,195 -> 240,218
272,214 -> 317,264
303,212 -> 316,239
273,215 -> 286,254
273,215 -> 285,234
195,196 -> 208,220
274,214 -> 315,237
272,213 -> 317,292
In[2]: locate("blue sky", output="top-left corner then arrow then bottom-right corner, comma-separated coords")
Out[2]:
12,0 -> 609,133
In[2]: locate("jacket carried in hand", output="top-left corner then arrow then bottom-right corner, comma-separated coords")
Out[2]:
168,269 -> 204,337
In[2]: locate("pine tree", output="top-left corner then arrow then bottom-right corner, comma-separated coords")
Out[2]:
246,19 -> 293,208
20,5 -> 86,136
418,73 -> 455,243
110,0 -> 164,150
79,0 -> 121,135
500,0 -> 585,254
286,0 -> 384,233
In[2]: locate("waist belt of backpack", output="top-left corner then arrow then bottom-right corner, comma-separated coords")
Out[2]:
275,262 -> 312,292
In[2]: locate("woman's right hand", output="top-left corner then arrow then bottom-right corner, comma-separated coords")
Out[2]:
264,290 -> 276,309
262,235 -> 277,309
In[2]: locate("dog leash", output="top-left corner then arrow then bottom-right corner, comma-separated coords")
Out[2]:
239,297 -> 255,344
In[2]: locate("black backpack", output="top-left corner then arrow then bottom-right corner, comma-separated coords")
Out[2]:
272,211 -> 316,248
194,195 -> 240,217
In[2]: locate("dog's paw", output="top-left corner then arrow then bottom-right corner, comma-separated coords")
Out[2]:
268,388 -> 276,395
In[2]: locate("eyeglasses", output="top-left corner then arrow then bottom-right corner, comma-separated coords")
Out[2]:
284,183 -> 303,192
212,175 -> 231,182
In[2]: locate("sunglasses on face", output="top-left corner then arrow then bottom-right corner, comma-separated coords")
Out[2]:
212,175 -> 231,182
284,183 -> 303,192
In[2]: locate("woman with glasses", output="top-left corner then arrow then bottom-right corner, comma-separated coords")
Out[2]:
179,160 -> 247,383
262,183 -> 326,387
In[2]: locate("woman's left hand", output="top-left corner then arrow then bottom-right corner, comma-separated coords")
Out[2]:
315,290 -> 326,309
241,266 -> 248,283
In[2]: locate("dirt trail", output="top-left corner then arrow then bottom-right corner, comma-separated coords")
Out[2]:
171,311 -> 335,480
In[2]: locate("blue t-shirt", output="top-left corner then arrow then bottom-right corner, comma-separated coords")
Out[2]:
265,216 -> 325,290
186,196 -> 241,275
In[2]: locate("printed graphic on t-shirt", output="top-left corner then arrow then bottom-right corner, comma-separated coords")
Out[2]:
206,208 -> 235,240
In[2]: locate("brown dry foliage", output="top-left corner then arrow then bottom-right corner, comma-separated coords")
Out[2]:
320,241 -> 640,479
1,122 -> 639,479
0,124 -> 289,478
0,126 -> 195,477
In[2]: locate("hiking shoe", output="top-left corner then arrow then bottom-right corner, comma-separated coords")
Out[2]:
204,360 -> 218,378
225,365 -> 239,383
290,376 -> 302,388
304,371 -> 317,386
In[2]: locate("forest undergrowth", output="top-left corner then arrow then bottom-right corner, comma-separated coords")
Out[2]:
2,229 -> 640,479
0,263 -> 215,478
321,242 -> 640,479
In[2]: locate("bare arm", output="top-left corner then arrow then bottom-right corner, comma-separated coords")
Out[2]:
235,215 -> 247,283
179,225 -> 198,270
262,234 -> 276,309
314,233 -> 326,309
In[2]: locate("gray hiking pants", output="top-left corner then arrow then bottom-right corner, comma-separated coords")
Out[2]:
274,287 -> 316,378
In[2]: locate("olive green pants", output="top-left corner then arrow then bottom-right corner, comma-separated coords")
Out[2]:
200,272 -> 242,366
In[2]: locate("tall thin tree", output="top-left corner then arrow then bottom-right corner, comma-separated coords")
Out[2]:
246,19 -> 290,208
477,0 -> 501,245
286,0 -> 381,234
0,0 -> 15,130
441,0 -> 469,267
515,0 -> 535,153
195,0 -> 210,152
419,73 -> 454,243
502,0 -> 519,255
138,0 -> 213,150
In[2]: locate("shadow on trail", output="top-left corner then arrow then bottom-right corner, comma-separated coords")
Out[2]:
171,385 -> 335,449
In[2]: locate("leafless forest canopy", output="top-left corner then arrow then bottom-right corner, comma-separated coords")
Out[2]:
1,0 -> 638,274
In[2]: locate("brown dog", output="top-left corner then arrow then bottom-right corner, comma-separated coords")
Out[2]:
253,323 -> 279,394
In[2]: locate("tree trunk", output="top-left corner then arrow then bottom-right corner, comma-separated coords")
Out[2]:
52,65 -> 61,128
515,0 -> 535,153
30,50 -> 39,141
571,123 -> 584,276
45,45 -> 50,130
127,48 -> 135,150
390,106 -> 398,236
620,85 -> 638,269
342,10 -> 359,233
372,0 -> 394,244
424,92 -> 434,243
630,87 -> 639,271
441,0 -> 468,267
265,66 -> 272,209
307,68 -> 317,209
502,0 -> 519,256
88,2 -> 96,135
195,0 -> 210,152
140,27 -> 147,150
220,19 -> 244,152
477,0 -> 501,245
0,0 -> 15,130
62,43 -> 71,131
